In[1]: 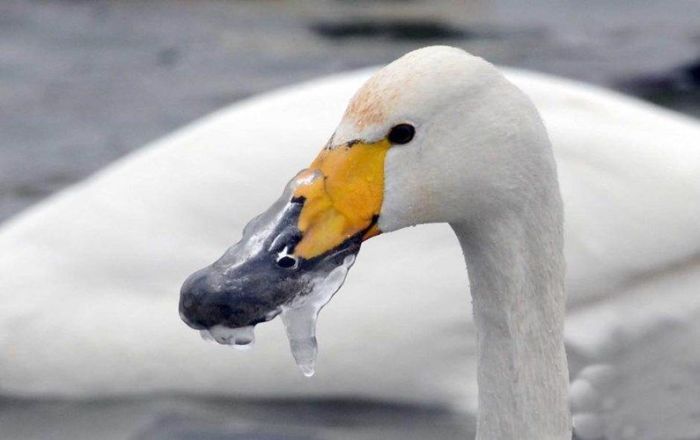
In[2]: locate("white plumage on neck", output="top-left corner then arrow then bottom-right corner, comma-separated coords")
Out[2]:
455,211 -> 569,439
454,188 -> 569,439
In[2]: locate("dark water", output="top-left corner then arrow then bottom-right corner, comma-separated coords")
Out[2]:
0,397 -> 476,440
1,1 -> 700,439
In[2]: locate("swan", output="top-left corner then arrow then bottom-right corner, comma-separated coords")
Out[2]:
180,45 -> 570,440
0,46 -> 698,437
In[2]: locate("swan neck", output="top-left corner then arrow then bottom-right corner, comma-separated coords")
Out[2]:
452,201 -> 571,440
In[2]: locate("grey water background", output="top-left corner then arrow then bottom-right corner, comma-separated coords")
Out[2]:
1,1 -> 699,439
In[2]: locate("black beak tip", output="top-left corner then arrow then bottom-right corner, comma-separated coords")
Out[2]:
179,266 -> 277,331
179,269 -> 212,330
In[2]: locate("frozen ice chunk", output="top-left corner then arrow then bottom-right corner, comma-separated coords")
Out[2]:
201,325 -> 255,348
281,254 -> 356,376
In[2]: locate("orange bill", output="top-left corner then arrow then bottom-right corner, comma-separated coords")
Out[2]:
291,139 -> 391,259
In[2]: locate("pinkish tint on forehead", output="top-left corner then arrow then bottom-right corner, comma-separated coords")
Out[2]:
343,72 -> 407,130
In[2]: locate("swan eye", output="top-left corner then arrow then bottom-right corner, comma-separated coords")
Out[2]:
277,255 -> 298,269
387,123 -> 415,145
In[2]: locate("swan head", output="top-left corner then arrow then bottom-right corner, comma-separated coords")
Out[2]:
180,46 -> 554,339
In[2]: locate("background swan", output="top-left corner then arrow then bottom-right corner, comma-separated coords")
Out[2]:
0,48 -> 698,428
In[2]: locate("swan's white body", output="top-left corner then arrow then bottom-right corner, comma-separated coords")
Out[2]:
0,55 -> 699,423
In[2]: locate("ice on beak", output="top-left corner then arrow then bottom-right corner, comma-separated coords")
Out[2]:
181,169 -> 360,377
280,253 -> 356,377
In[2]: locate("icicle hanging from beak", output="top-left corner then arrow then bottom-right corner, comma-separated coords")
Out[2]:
280,254 -> 356,377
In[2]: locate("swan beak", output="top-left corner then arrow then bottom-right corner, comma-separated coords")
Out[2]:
290,138 -> 391,258
179,139 -> 391,331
